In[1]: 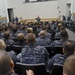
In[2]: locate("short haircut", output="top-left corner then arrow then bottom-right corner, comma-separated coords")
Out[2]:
60,30 -> 68,38
0,39 -> 6,49
39,31 -> 46,37
17,33 -> 25,42
26,28 -> 33,33
58,23 -> 62,27
12,26 -> 17,33
63,55 -> 75,75
60,26 -> 65,31
4,31 -> 10,39
63,41 -> 75,56
42,25 -> 46,30
26,33 -> 36,44
0,50 -> 13,75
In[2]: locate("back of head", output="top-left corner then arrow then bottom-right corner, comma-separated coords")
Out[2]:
63,55 -> 75,75
17,33 -> 25,42
42,25 -> 46,30
60,26 -> 65,31
12,26 -> 17,33
58,23 -> 62,27
4,31 -> 10,39
63,41 -> 75,56
33,26 -> 37,31
39,31 -> 46,38
60,30 -> 68,39
26,28 -> 33,33
0,39 -> 6,50
0,50 -> 14,75
26,33 -> 36,44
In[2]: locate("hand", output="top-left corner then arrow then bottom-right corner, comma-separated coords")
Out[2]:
26,70 -> 34,75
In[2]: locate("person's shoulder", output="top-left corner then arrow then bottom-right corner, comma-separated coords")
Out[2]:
22,45 -> 29,48
54,40 -> 59,44
45,37 -> 51,40
35,45 -> 45,50
54,54 -> 63,57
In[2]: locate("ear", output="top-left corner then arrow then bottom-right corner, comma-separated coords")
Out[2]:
10,59 -> 14,68
63,48 -> 64,53
26,39 -> 28,43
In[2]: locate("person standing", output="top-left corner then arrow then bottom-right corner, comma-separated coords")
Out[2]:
35,16 -> 41,23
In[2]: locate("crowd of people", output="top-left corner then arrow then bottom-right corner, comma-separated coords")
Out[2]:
0,20 -> 75,75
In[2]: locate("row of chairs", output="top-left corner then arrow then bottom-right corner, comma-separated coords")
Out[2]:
16,62 -> 63,75
45,46 -> 63,58
10,36 -> 61,43
6,45 -> 63,58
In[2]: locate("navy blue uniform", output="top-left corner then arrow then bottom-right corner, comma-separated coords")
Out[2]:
48,54 -> 67,70
51,38 -> 68,47
17,44 -> 49,65
36,37 -> 51,46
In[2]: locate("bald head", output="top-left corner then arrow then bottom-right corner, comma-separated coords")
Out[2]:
0,50 -> 14,75
63,55 -> 75,75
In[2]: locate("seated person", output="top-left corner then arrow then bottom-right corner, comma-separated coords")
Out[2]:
33,26 -> 38,38
14,33 -> 27,46
55,23 -> 62,32
51,30 -> 69,47
0,39 -> 17,63
0,39 -> 6,50
46,24 -> 55,38
54,26 -> 65,38
48,41 -> 75,72
17,33 -> 49,65
20,26 -> 26,34
25,27 -> 33,38
26,28 -> 33,34
63,55 -> 75,75
0,27 -> 3,39
3,31 -> 14,45
36,31 -> 51,46
0,50 -> 18,75
41,25 -> 51,39
10,26 -> 18,38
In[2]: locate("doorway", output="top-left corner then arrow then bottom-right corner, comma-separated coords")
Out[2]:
7,8 -> 14,22
66,3 -> 71,17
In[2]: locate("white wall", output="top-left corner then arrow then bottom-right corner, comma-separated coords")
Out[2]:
5,0 -> 58,20
0,0 -> 6,17
58,0 -> 75,19
66,0 -> 72,4
57,0 -> 67,17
